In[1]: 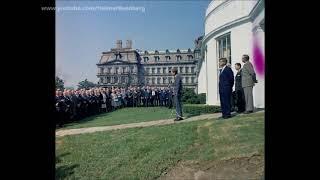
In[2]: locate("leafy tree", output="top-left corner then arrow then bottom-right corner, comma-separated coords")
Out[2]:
56,76 -> 64,90
77,79 -> 97,90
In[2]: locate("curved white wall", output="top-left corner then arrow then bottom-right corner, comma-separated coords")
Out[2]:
198,0 -> 264,108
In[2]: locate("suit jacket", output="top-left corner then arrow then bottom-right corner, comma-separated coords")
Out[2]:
219,66 -> 234,93
173,74 -> 183,96
235,69 -> 243,91
241,61 -> 257,88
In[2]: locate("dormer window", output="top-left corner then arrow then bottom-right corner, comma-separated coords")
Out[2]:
176,55 -> 182,61
144,50 -> 148,54
188,48 -> 192,53
187,55 -> 193,60
143,57 -> 149,62
177,49 -> 181,53
166,49 -> 170,54
155,50 -> 159,54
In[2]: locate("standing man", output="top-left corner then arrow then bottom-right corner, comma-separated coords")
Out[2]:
218,58 -> 234,119
172,68 -> 183,121
241,54 -> 258,114
234,63 -> 246,113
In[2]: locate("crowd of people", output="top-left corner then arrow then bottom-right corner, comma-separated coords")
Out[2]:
55,86 -> 175,127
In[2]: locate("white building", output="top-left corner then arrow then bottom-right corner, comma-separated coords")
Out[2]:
198,0 -> 265,108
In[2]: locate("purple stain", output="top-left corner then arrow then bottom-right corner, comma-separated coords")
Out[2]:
253,36 -> 265,77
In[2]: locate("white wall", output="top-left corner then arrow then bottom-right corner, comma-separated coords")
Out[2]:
197,60 -> 207,94
252,8 -> 265,108
204,22 -> 253,106
205,0 -> 256,35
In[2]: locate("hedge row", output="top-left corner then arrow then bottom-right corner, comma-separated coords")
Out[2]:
183,104 -> 221,116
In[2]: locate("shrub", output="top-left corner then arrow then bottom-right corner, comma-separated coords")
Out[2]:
182,88 -> 207,104
183,104 -> 221,116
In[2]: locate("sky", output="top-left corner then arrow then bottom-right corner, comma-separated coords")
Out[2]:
56,0 -> 211,88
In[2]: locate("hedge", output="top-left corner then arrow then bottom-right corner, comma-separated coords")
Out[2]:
183,104 -> 221,116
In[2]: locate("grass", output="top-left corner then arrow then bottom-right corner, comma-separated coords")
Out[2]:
56,112 -> 264,179
61,107 -> 177,129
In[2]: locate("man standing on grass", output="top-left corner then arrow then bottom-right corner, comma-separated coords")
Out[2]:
172,67 -> 183,121
234,63 -> 246,113
218,57 -> 234,119
241,54 -> 258,114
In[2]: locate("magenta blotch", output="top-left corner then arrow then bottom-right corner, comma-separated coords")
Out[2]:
253,36 -> 265,77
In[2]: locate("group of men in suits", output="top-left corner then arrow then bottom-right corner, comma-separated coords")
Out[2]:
55,86 -> 176,127
218,54 -> 258,119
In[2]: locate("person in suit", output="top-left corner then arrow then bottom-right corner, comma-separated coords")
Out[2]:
241,54 -> 258,114
218,57 -> 234,119
234,63 -> 246,113
172,67 -> 183,121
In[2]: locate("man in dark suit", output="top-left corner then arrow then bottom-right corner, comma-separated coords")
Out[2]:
172,68 -> 183,121
234,63 -> 246,113
218,58 -> 234,119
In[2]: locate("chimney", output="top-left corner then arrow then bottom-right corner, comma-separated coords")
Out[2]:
116,40 -> 122,49
126,40 -> 132,49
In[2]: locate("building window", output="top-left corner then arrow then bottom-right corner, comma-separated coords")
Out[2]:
121,77 -> 126,83
152,78 -> 155,84
191,67 -> 195,73
166,49 -> 170,54
168,77 -> 173,84
185,77 -> 189,84
176,55 -> 182,61
152,68 -> 155,74
180,67 -> 183,73
216,33 -> 231,64
107,77 -> 111,83
188,48 -> 192,53
168,67 -> 172,73
122,67 -> 126,73
177,49 -> 180,53
130,66 -> 134,73
188,55 -> 193,60
143,57 -> 149,62
155,50 -> 159,54
114,76 -> 118,83
163,77 -> 167,84
163,67 -> 166,74
115,67 -> 119,74
185,67 -> 189,73
108,68 -> 112,73
157,78 -> 161,84
154,56 -> 160,61
100,68 -> 104,74
165,56 -> 171,61
146,68 -> 150,74
191,77 -> 195,83
157,68 -> 161,74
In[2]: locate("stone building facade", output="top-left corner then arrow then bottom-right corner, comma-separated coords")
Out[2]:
97,39 -> 201,91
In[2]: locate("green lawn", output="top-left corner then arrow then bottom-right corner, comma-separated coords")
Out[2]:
61,107 -> 177,129
56,112 -> 264,179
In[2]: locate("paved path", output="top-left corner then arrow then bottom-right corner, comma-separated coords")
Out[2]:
56,110 -> 264,137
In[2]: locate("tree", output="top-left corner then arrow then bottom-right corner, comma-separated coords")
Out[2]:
77,79 -> 97,90
56,76 -> 64,90
65,86 -> 74,90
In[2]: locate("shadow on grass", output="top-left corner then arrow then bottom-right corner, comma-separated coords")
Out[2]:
57,112 -> 110,129
56,152 -> 79,179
